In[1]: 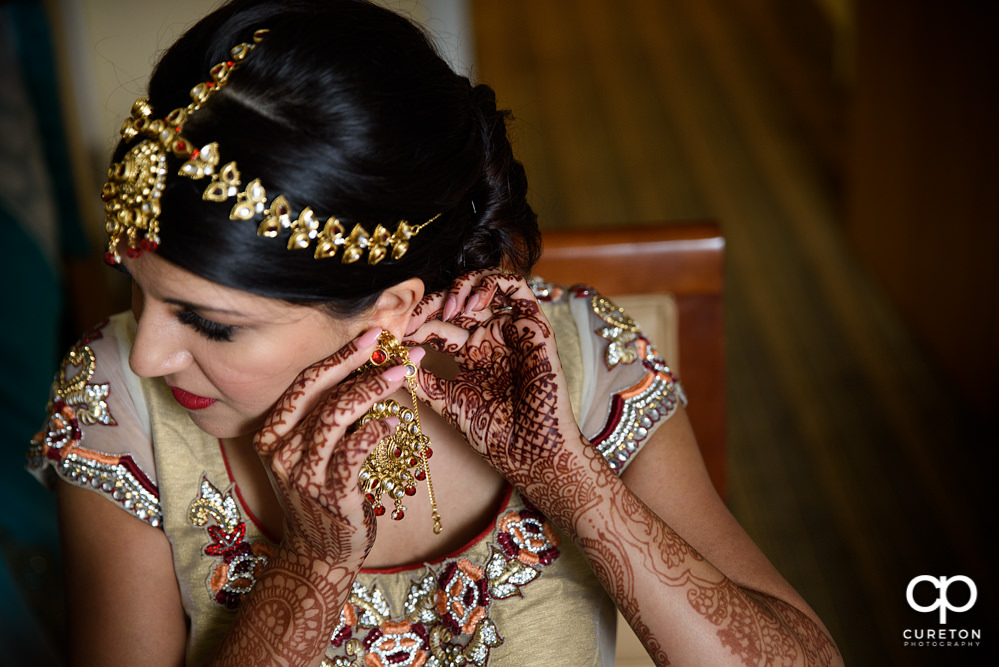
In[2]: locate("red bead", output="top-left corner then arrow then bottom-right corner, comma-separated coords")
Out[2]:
404,485 -> 416,496
392,447 -> 403,458
126,247 -> 142,259
372,504 -> 386,516
370,348 -> 388,365
364,493 -> 376,503
103,251 -> 118,266
139,238 -> 154,251
423,447 -> 433,459
415,470 -> 426,481
391,508 -> 405,521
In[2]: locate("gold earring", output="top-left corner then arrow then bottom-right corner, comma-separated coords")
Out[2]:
357,332 -> 442,534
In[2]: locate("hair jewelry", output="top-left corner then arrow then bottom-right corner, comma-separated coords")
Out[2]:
357,332 -> 442,534
103,29 -> 439,265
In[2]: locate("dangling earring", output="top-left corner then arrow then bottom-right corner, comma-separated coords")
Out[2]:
357,331 -> 442,535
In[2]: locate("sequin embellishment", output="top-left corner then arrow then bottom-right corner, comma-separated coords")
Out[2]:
321,504 -> 560,666
590,335 -> 686,472
189,475 -> 275,608
27,326 -> 162,527
590,294 -> 642,369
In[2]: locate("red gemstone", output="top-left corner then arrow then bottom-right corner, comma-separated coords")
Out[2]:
139,238 -> 154,251
365,493 -> 376,503
373,504 -> 386,516
126,247 -> 142,258
392,447 -> 403,458
404,485 -> 416,496
423,447 -> 433,459
415,470 -> 426,481
370,348 -> 388,365
103,251 -> 118,265
391,508 -> 405,521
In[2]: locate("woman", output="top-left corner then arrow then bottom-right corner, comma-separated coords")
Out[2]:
29,0 -> 841,664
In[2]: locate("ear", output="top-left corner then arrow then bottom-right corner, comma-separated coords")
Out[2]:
368,277 -> 425,338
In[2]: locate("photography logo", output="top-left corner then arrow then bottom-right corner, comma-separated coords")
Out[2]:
903,575 -> 982,648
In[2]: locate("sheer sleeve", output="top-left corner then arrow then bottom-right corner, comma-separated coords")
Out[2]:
26,312 -> 162,527
534,280 -> 686,474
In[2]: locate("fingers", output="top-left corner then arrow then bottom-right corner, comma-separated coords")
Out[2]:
255,328 -> 382,456
405,268 -> 510,335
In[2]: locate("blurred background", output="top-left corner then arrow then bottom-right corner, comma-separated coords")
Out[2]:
1,0 -> 995,664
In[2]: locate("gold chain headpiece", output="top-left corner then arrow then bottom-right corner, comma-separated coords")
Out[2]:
102,29 -> 439,265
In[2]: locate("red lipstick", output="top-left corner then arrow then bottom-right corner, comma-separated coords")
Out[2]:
170,386 -> 217,410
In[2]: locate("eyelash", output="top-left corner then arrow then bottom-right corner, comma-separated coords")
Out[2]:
177,310 -> 236,342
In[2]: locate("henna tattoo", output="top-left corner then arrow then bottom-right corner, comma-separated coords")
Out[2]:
411,275 -> 838,666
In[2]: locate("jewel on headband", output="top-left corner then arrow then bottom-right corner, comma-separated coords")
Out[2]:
102,28 -> 439,266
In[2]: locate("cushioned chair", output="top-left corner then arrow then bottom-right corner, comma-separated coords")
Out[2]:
532,221 -> 726,498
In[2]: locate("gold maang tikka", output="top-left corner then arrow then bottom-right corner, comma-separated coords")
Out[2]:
102,28 -> 440,265
357,332 -> 442,534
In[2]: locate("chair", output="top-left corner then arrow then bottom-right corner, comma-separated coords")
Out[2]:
532,221 -> 726,498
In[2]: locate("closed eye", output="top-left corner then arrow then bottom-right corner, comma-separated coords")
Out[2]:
177,309 -> 236,342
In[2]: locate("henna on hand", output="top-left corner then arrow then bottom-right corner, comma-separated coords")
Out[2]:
408,275 -> 839,666
209,332 -> 416,666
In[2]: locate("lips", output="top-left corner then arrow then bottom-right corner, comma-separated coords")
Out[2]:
170,386 -> 217,410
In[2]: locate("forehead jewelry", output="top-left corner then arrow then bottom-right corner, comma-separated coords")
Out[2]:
357,332 -> 442,534
102,29 -> 440,265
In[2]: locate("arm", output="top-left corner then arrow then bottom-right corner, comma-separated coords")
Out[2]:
57,482 -> 188,666
206,329 -> 410,666
409,273 -> 841,666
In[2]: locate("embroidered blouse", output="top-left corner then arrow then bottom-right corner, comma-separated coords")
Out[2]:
28,282 -> 685,666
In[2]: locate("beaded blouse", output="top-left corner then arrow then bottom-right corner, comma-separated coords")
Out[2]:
28,282 -> 685,666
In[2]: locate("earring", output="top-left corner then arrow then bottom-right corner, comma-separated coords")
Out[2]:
357,331 -> 442,534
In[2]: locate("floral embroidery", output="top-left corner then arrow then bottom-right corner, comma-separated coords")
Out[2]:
590,294 -> 642,369
362,621 -> 430,667
436,559 -> 491,635
591,335 -> 686,473
322,502 -> 559,666
188,475 -> 274,608
495,505 -> 560,568
27,324 -> 163,526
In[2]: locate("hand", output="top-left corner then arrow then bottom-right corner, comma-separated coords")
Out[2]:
253,328 -> 419,567
406,274 -> 584,487
405,268 -> 507,335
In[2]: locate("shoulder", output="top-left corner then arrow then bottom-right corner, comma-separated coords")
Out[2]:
532,278 -> 686,474
27,313 -> 162,527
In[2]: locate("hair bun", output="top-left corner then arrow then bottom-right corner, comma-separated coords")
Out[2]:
462,83 -> 540,275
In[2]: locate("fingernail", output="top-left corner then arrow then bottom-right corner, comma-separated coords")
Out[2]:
442,296 -> 457,322
408,346 -> 426,364
382,365 -> 409,382
358,327 -> 381,348
463,291 -> 483,314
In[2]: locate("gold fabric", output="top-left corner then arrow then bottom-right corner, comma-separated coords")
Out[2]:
145,297 -> 616,666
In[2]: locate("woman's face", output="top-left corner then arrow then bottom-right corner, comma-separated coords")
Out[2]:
122,252 -> 360,439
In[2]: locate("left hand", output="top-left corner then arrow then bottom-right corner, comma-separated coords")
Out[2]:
405,273 -> 584,487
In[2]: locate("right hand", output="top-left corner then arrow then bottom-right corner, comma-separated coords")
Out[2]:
252,327 -> 418,568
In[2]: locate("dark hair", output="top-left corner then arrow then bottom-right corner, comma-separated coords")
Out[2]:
114,0 -> 539,315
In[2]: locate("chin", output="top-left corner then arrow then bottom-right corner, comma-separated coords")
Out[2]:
187,411 -> 263,441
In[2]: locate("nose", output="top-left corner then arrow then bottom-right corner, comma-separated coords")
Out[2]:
129,304 -> 193,379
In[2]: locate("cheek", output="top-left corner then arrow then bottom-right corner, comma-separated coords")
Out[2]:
205,349 -> 320,408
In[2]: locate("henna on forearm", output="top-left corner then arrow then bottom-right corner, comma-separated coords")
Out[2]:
537,447 -> 838,666
414,276 -> 839,666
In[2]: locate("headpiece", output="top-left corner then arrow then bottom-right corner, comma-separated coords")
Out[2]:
102,29 -> 439,265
